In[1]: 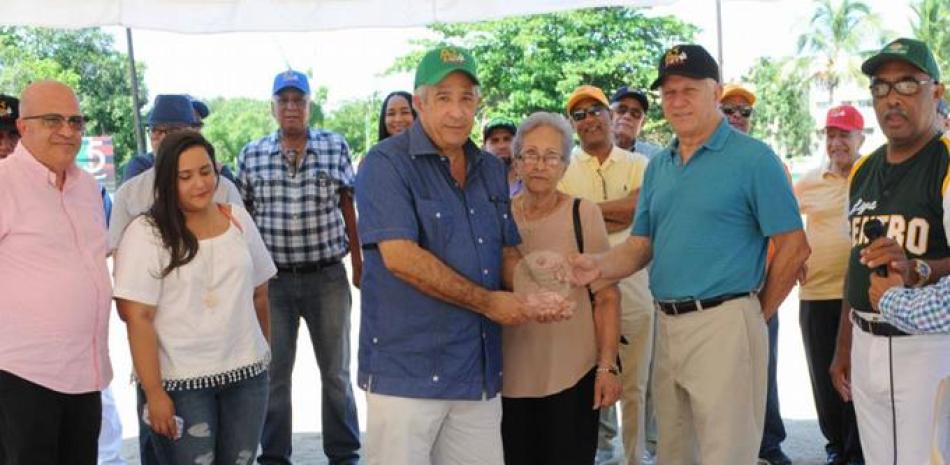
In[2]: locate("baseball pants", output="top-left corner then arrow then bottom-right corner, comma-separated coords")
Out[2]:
851,323 -> 950,465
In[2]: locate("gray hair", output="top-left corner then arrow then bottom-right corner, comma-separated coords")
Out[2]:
512,112 -> 574,163
414,84 -> 482,102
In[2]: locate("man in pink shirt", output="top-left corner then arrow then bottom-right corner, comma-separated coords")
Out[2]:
0,80 -> 112,465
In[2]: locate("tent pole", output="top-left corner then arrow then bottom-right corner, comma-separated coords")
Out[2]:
715,0 -> 723,74
126,27 -> 146,157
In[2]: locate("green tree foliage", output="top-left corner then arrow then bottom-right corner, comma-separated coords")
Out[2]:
742,57 -> 815,160
0,27 -> 148,169
796,0 -> 883,104
324,94 -> 382,163
389,7 -> 696,145
911,0 -> 949,96
201,97 -> 277,170
201,86 -> 328,171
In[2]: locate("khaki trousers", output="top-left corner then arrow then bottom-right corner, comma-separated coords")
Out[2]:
617,271 -> 655,465
654,296 -> 767,465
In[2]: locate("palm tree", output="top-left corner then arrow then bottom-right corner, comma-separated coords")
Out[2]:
911,0 -> 949,93
796,0 -> 882,104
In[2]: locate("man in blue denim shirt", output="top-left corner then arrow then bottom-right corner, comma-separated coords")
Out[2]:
356,46 -> 566,465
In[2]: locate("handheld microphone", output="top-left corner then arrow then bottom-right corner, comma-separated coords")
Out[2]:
862,219 -> 888,277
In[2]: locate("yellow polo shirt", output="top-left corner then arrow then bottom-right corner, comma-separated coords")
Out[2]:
558,145 -> 649,246
558,145 -> 653,317
794,164 -> 851,300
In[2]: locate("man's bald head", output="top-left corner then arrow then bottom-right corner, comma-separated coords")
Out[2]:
19,80 -> 80,117
16,80 -> 84,178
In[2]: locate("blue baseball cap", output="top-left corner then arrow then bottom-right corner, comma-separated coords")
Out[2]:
273,70 -> 310,95
147,94 -> 198,126
188,95 -> 210,119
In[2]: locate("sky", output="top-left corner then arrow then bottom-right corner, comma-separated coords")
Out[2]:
106,0 -> 917,111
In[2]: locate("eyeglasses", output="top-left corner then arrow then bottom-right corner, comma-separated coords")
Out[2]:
869,77 -> 935,98
720,105 -> 753,118
21,114 -> 87,131
611,105 -> 644,119
517,152 -> 564,166
570,105 -> 607,122
149,125 -> 197,137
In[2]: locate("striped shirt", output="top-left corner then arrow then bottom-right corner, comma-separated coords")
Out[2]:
879,276 -> 950,334
236,129 -> 355,267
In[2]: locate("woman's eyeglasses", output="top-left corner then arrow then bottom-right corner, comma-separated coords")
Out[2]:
517,153 -> 563,166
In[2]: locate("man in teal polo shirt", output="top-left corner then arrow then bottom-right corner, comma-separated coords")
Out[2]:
571,44 -> 810,465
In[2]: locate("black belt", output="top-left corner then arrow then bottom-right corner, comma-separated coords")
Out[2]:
276,258 -> 341,274
851,311 -> 909,337
655,292 -> 755,316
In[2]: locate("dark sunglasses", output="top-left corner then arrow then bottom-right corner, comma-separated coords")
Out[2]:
720,105 -> 753,118
570,105 -> 607,122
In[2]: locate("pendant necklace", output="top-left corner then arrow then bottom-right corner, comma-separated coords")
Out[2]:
203,235 -> 219,309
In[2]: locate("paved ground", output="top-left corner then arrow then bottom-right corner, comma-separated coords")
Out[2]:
110,260 -> 833,464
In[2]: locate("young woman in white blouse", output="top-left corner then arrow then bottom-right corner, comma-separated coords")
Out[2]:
114,130 -> 276,464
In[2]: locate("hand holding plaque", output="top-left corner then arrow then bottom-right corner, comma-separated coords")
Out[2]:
513,250 -> 577,322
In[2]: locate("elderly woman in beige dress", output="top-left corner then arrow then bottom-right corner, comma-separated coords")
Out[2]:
502,112 -> 622,465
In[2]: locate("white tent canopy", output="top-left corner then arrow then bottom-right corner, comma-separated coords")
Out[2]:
0,0 -> 672,33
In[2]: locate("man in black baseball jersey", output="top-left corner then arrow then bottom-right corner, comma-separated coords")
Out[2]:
829,38 -> 950,465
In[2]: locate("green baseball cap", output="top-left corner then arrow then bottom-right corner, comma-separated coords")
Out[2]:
483,117 -> 517,140
861,38 -> 941,81
414,46 -> 479,89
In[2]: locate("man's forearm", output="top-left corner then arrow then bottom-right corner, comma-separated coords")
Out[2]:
340,191 -> 362,266
879,278 -> 950,334
605,219 -> 632,233
598,190 -> 638,225
759,231 -> 810,318
379,240 -> 493,314
596,235 -> 652,281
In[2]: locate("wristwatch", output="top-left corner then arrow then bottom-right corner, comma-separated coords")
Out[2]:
912,258 -> 932,288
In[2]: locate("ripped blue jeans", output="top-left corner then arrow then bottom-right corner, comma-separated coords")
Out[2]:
150,371 -> 269,465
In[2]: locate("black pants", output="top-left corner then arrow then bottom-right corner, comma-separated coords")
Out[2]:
800,300 -> 864,462
0,370 -> 101,465
502,368 -> 599,465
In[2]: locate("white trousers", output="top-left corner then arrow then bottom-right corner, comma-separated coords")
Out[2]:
365,392 -> 504,465
98,385 -> 126,465
851,325 -> 950,465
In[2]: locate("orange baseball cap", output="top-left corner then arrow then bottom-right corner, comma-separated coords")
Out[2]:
565,85 -> 610,113
720,83 -> 756,106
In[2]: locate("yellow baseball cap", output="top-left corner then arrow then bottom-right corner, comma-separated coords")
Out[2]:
720,83 -> 756,106
565,85 -> 610,113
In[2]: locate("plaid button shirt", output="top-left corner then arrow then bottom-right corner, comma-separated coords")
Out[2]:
236,129 -> 355,267
879,275 -> 950,334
